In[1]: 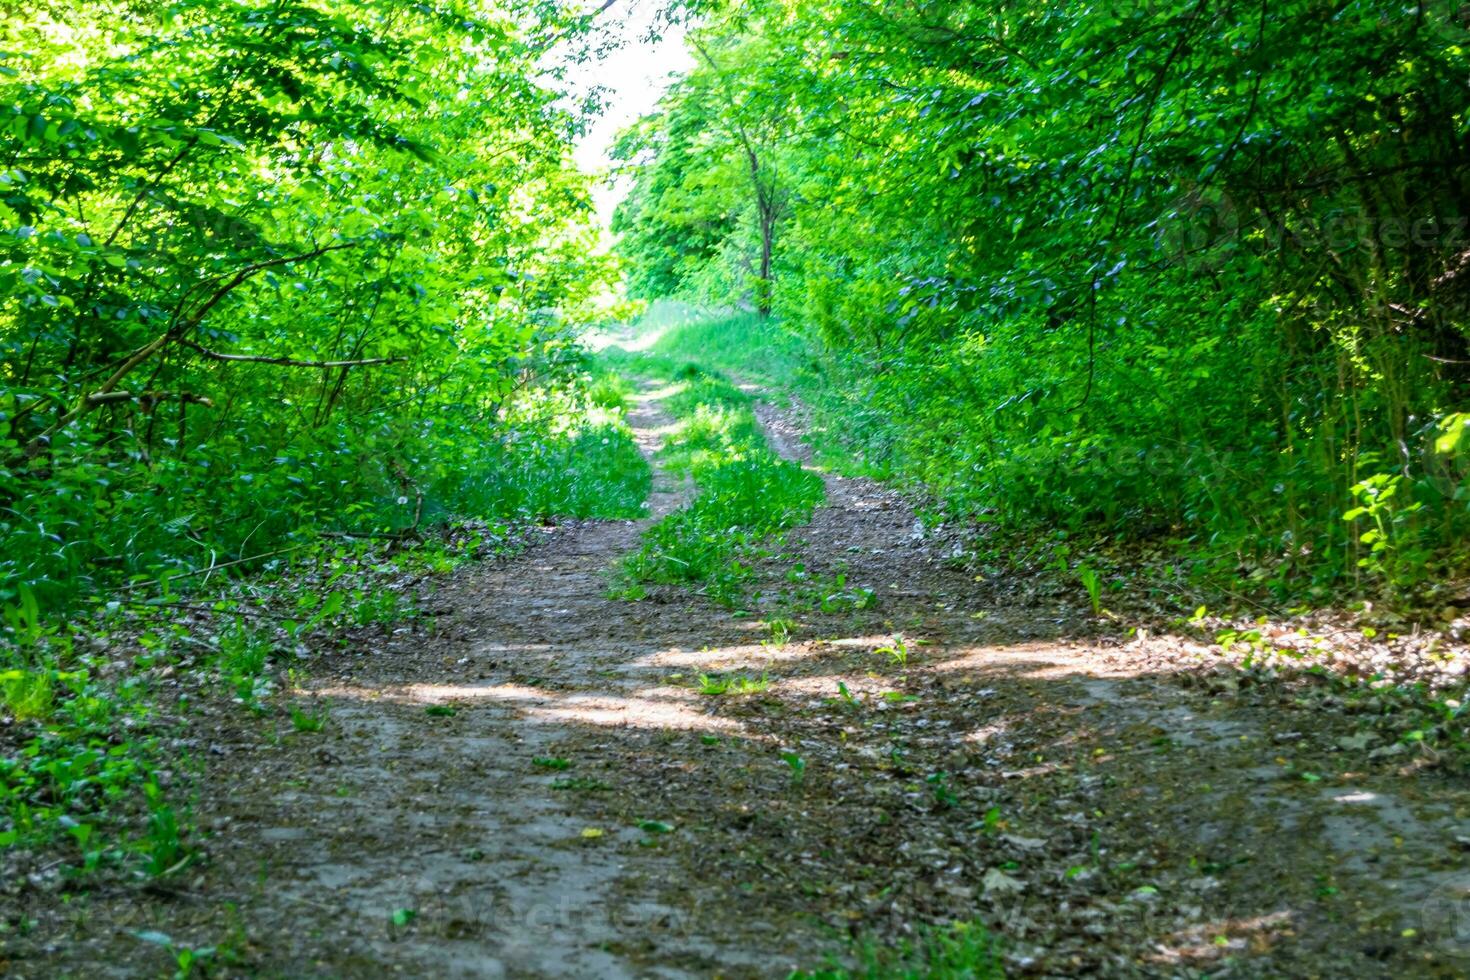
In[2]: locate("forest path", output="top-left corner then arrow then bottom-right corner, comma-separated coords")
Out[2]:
27,380 -> 1470,978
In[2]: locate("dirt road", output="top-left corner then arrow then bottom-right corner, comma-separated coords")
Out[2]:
17,381 -> 1470,978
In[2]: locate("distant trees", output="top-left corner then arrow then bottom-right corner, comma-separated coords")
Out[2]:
614,18 -> 794,316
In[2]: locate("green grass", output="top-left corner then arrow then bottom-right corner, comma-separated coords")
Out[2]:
0,653 -> 160,867
456,420 -> 651,522
289,703 -> 328,733
696,671 -> 771,696
793,920 -> 1002,979
641,313 -> 890,480
0,666 -> 56,721
605,354 -> 825,607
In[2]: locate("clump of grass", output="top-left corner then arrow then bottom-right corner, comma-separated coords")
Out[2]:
766,617 -> 795,644
290,703 -> 329,733
615,363 -> 824,607
795,919 -> 1002,979
696,672 -> 771,696
0,667 -> 56,721
141,780 -> 192,878
215,621 -> 275,709
586,369 -> 634,411
875,634 -> 909,667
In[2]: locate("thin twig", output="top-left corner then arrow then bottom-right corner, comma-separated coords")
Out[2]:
181,340 -> 402,370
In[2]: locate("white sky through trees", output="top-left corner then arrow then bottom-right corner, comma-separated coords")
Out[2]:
569,1 -> 691,226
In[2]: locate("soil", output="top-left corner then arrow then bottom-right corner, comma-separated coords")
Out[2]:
6,381 -> 1470,978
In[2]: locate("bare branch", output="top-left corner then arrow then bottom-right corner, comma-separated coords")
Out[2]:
181,340 -> 402,370
84,390 -> 215,409
23,242 -> 357,456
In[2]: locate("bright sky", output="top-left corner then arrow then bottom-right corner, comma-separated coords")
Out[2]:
565,1 -> 693,227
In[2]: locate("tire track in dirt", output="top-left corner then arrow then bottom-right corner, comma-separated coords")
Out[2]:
12,381 -> 790,978
172,381 -> 794,979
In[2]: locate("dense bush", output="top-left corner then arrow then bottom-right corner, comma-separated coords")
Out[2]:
0,1 -> 632,613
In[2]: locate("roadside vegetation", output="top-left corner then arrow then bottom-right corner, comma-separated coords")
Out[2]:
613,1 -> 1470,609
0,1 -> 649,894
1,370 -> 649,886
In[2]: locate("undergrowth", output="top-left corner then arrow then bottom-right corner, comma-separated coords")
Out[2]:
1,366 -> 652,882
638,310 -> 1470,611
3,362 -> 650,616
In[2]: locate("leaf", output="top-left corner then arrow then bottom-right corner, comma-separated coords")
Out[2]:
1001,834 -> 1045,851
391,908 -> 417,928
637,819 -> 675,834
982,868 -> 1025,895
580,827 -> 605,839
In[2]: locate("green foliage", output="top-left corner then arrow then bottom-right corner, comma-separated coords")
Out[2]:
289,703 -> 328,734
1078,566 -> 1103,616
0,644 -> 157,862
141,779 -> 190,877
696,671 -> 770,696
1,1 -> 636,617
800,570 -> 878,615
1343,473 -> 1429,588
780,751 -> 806,786
134,925 -> 245,980
875,635 -> 909,668
0,667 -> 56,721
215,621 -> 275,708
617,1 -> 1470,598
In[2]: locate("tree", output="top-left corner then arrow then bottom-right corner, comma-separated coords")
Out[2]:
613,16 -> 795,315
614,0 -> 1470,587
0,0 -> 615,605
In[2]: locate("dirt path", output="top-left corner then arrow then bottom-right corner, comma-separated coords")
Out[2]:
15,382 -> 1470,978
